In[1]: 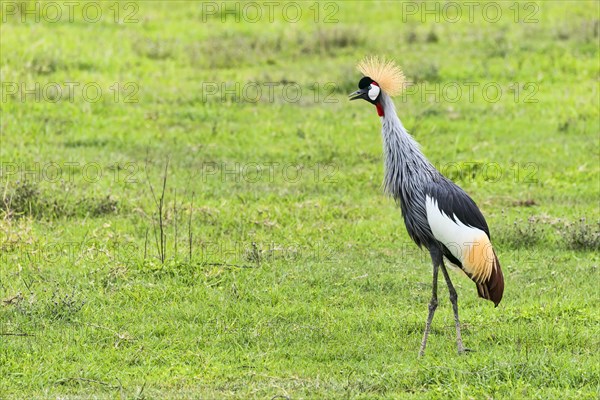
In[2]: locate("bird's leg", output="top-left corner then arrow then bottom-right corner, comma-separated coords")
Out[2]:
439,262 -> 468,354
419,255 -> 439,357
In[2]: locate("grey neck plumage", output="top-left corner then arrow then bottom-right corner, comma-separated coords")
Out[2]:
378,93 -> 439,200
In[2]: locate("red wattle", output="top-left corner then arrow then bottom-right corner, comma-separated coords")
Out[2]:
376,102 -> 384,117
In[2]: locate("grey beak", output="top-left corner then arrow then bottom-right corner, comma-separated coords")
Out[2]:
348,88 -> 367,101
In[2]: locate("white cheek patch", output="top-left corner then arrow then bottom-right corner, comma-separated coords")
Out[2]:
368,85 -> 380,101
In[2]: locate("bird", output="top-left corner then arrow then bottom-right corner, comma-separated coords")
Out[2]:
349,56 -> 504,356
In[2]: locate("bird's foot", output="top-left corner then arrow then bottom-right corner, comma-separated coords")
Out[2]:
458,347 -> 474,355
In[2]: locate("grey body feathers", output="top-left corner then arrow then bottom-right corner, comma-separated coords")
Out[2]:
378,93 -> 487,250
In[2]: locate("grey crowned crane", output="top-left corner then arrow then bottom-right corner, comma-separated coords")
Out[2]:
349,57 -> 504,356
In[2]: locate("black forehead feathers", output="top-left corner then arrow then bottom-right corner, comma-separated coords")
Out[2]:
358,76 -> 375,89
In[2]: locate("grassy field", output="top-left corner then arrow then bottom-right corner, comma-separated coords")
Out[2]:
1,0 -> 599,398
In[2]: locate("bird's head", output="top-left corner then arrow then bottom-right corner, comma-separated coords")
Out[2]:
349,56 -> 406,117
348,76 -> 382,105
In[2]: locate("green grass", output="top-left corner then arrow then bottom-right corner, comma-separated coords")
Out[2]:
1,1 -> 599,398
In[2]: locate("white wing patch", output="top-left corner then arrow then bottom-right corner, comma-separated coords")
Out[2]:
425,195 -> 495,283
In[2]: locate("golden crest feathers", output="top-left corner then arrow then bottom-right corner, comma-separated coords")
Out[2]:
356,56 -> 405,97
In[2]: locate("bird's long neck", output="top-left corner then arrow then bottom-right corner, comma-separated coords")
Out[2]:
377,94 -> 438,199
